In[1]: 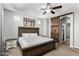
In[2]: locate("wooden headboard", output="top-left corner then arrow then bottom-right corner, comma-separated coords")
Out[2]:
18,27 -> 39,37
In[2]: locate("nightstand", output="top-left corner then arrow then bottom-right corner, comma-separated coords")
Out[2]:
6,38 -> 17,51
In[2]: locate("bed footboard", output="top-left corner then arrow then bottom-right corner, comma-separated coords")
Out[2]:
20,41 -> 56,56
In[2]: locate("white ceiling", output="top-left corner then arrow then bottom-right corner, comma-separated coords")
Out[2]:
2,3 -> 79,18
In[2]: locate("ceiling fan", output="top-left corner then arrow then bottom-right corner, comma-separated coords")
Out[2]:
41,3 -> 62,15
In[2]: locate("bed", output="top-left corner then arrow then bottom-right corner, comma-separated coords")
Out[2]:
18,27 -> 56,56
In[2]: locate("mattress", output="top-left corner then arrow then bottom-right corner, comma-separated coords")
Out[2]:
18,36 -> 53,49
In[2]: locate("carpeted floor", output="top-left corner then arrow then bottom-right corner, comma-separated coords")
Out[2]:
6,44 -> 79,56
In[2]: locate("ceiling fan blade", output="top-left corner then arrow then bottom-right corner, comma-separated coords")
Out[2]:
43,11 -> 46,15
51,11 -> 55,14
52,5 -> 62,9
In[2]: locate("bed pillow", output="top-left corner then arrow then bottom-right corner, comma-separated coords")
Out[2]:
22,33 -> 38,37
22,33 -> 30,37
30,33 -> 38,37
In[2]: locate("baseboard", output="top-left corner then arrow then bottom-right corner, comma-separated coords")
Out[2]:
74,46 -> 79,49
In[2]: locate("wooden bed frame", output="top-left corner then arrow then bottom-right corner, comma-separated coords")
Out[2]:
18,27 -> 56,56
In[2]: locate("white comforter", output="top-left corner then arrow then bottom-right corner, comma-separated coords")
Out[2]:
18,36 -> 53,49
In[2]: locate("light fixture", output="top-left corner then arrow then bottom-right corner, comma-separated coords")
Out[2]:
14,16 -> 20,22
37,21 -> 41,25
62,24 -> 65,26
46,10 -> 50,13
67,19 -> 70,23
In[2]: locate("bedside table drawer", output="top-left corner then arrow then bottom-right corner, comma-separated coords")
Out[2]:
6,38 -> 17,50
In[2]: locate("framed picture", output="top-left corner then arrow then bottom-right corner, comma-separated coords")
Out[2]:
23,17 -> 35,27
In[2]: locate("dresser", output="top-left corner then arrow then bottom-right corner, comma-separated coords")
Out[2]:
6,38 -> 17,50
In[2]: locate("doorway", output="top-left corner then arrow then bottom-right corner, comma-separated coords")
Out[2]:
59,13 -> 74,47
61,16 -> 70,45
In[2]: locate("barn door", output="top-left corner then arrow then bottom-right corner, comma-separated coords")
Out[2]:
51,17 -> 60,42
